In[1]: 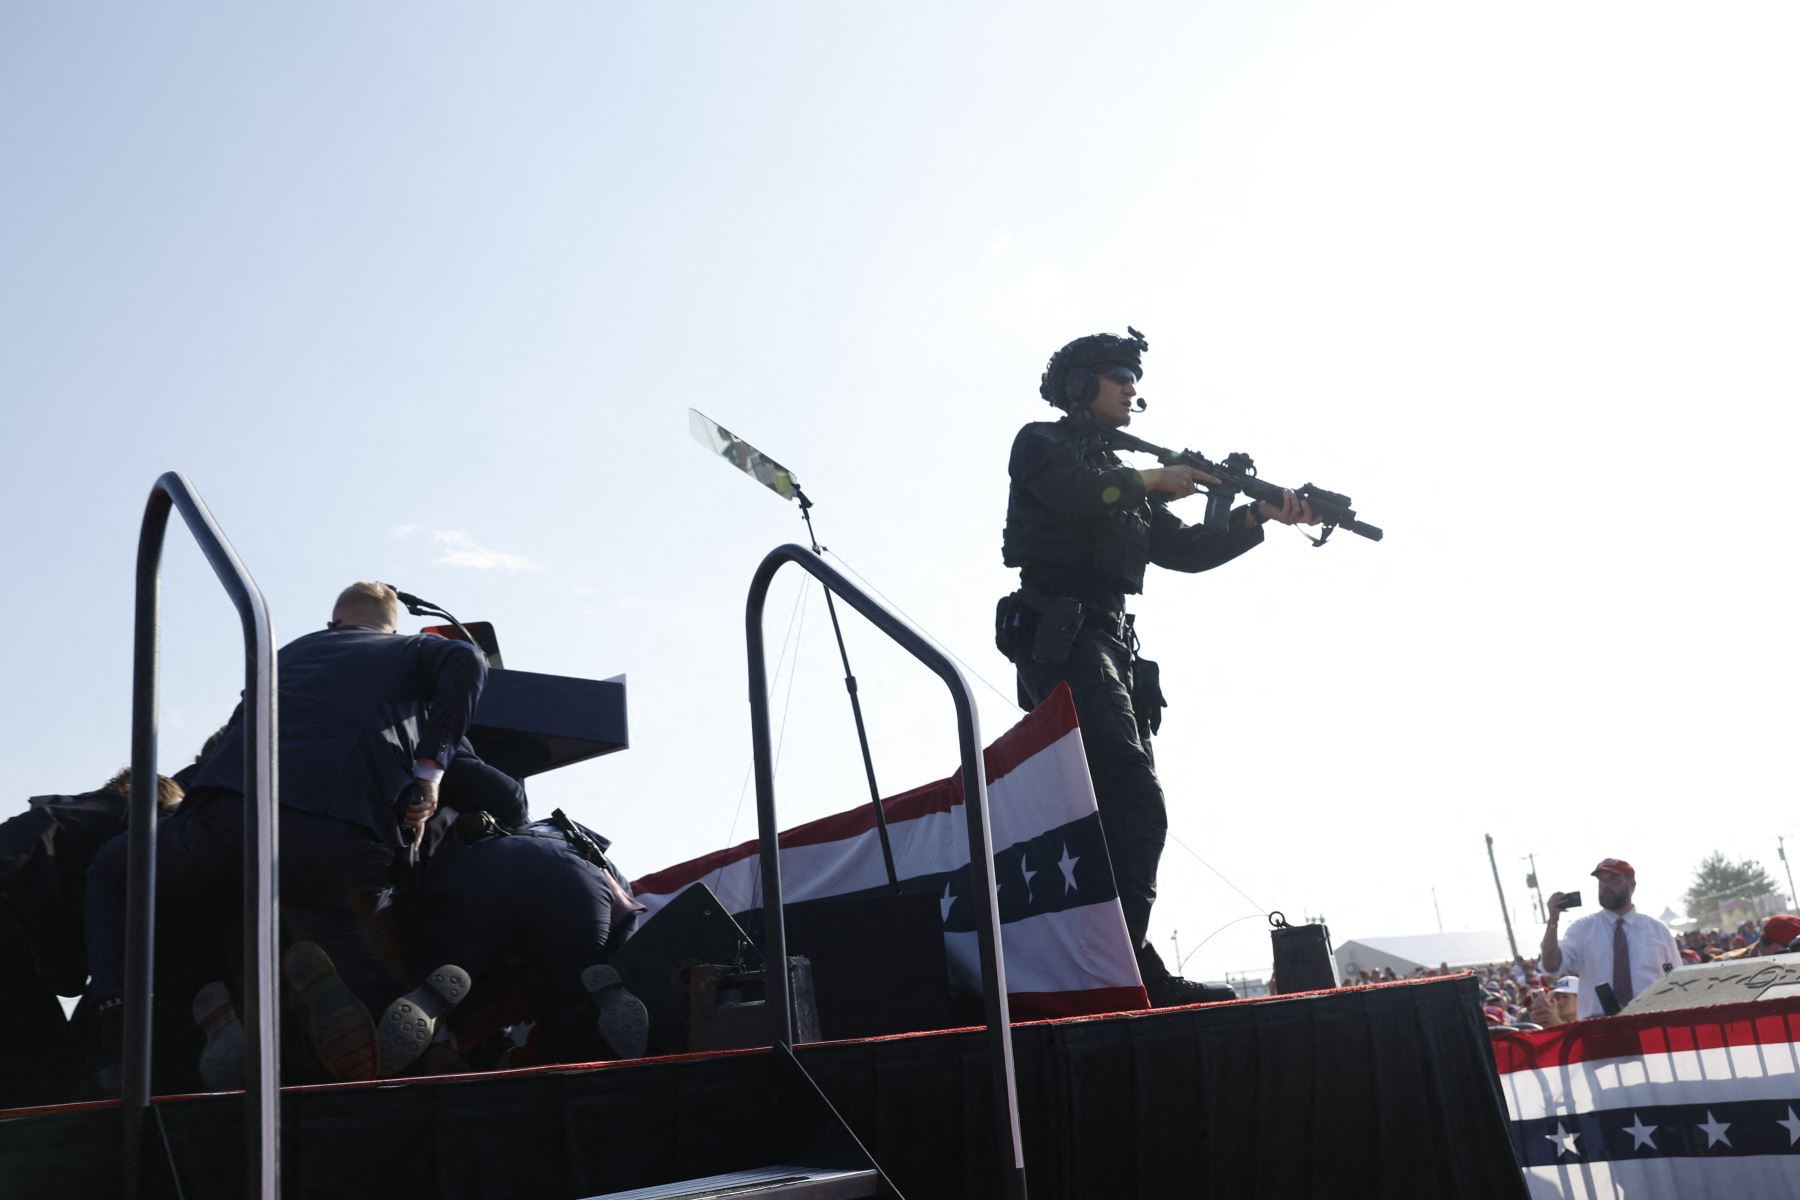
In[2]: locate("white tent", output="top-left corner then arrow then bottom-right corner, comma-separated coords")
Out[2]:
1334,931 -> 1517,980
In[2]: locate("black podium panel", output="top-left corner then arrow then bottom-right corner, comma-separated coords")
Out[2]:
466,667 -> 628,779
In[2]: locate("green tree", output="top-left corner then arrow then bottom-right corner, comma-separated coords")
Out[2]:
1684,851 -> 1778,922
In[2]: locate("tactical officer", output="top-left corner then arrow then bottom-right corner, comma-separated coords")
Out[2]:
997,327 -> 1314,1006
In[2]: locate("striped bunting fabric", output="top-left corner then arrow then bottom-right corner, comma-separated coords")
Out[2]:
631,683 -> 1148,1018
1492,994 -> 1800,1197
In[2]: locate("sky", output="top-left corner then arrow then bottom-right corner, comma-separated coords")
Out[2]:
2,2 -> 1796,986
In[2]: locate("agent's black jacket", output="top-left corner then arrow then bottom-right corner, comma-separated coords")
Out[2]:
0,789 -> 133,994
192,627 -> 487,847
1003,417 -> 1264,611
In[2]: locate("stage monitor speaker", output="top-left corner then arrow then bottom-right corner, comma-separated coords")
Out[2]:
1622,950 -> 1800,1015
1270,916 -> 1339,994
611,882 -> 753,1056
735,892 -> 952,1041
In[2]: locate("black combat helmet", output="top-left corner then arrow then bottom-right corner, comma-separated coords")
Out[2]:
1039,326 -> 1148,411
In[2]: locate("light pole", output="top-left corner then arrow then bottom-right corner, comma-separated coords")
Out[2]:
1523,853 -> 1547,923
1781,837 -> 1798,910
1486,834 -> 1521,962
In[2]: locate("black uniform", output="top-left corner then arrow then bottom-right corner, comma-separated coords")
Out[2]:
1000,416 -> 1262,983
0,791 -> 128,1105
0,783 -> 221,1102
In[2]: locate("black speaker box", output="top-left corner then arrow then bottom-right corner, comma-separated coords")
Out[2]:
610,882 -> 753,1056
736,892 -> 952,1041
1271,919 -> 1339,994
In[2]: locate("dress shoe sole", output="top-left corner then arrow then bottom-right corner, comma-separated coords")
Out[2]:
581,964 -> 649,1060
192,981 -> 245,1092
378,964 -> 472,1078
282,942 -> 378,1082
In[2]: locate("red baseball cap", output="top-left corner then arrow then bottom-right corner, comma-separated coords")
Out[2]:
1591,858 -> 1635,878
1761,914 -> 1800,945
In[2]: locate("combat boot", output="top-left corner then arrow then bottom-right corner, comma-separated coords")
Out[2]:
1144,974 -> 1238,1007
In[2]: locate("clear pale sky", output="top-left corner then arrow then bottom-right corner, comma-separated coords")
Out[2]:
3,3 -> 1795,984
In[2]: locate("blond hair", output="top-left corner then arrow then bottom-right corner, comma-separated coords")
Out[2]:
101,769 -> 184,812
331,581 -> 399,632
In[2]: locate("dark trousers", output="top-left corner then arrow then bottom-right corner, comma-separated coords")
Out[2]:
0,918 -> 75,1108
411,834 -> 614,1059
85,797 -> 409,1015
414,834 -> 613,1011
1015,630 -> 1167,968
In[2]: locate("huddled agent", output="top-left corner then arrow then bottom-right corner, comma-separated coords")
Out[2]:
0,770 -> 181,1105
84,582 -> 488,1086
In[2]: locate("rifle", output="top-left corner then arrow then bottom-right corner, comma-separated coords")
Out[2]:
1097,427 -> 1383,546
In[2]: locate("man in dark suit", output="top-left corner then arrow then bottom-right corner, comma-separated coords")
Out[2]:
1,770 -> 183,1105
85,581 -> 487,1081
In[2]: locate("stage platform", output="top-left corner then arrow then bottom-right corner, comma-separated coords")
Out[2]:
0,974 -> 1525,1199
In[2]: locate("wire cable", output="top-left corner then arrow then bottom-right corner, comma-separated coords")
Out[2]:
1176,912 -> 1268,972
821,548 -> 1023,714
1167,831 -> 1269,915
827,547 -> 1278,933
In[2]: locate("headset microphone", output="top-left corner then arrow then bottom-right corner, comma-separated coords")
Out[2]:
1132,397 -> 1148,412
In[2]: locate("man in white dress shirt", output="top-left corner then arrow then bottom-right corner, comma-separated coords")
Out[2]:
1539,858 -> 1681,1019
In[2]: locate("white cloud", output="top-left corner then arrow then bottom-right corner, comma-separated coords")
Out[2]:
427,530 -> 539,572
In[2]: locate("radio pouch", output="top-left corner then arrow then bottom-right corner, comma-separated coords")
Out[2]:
1029,595 -> 1085,665
994,592 -> 1035,662
1132,655 -> 1166,736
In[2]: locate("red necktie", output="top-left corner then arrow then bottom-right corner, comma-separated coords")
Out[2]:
1612,918 -> 1634,1008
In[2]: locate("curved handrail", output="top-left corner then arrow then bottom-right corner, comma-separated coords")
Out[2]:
127,471 -> 278,1200
745,545 -> 1028,1200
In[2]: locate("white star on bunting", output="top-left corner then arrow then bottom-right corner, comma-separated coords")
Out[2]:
1621,1114 -> 1657,1151
1778,1106 -> 1800,1147
1021,854 -> 1039,905
1698,1111 -> 1732,1149
1058,844 -> 1080,893
1544,1122 -> 1580,1158
940,880 -> 956,923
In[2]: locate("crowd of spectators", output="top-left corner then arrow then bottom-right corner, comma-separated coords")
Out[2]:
1343,912 -> 1800,1034
1679,920 -> 1763,961
1344,958 -> 1578,1030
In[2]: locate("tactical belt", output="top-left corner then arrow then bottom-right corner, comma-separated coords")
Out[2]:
1018,588 -> 1132,645
1083,609 -> 1130,644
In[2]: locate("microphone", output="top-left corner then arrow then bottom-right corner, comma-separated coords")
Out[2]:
1132,396 -> 1148,412
383,584 -> 434,617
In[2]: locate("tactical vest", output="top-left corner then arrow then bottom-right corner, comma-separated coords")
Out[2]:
1002,419 -> 1154,598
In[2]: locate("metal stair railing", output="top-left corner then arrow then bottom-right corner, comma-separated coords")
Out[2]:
126,471 -> 279,1200
584,1163 -> 879,1199
745,545 -> 1028,1200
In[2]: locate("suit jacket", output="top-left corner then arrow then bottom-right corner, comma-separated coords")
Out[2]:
193,627 -> 487,845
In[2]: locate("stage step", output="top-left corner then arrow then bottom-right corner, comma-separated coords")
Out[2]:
582,1163 -> 880,1199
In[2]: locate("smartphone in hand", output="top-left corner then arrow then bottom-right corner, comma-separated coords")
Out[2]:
1550,890 -> 1583,913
